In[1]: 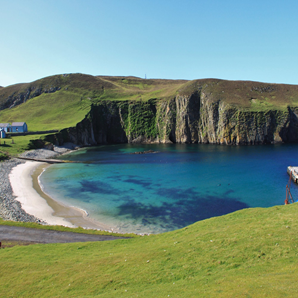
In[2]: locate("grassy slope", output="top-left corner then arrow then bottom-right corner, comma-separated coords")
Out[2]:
180,78 -> 298,111
1,204 -> 298,297
0,90 -> 91,131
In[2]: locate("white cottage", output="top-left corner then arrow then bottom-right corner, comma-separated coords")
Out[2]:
11,122 -> 28,133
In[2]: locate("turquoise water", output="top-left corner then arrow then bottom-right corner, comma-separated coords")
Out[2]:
39,143 -> 298,234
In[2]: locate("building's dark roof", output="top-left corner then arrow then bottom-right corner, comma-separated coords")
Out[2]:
0,123 -> 11,127
12,122 -> 26,126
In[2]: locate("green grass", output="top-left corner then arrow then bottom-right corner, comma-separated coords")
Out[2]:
1,204 -> 298,297
196,79 -> 298,109
0,90 -> 91,131
0,134 -> 53,157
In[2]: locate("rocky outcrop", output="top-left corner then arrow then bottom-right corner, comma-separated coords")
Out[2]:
3,86 -> 61,110
45,91 -> 298,146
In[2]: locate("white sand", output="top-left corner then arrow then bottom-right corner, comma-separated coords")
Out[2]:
9,161 -> 75,227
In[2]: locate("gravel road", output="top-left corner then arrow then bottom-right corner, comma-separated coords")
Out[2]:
0,225 -> 129,244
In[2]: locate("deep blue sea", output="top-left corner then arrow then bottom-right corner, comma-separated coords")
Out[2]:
39,143 -> 298,234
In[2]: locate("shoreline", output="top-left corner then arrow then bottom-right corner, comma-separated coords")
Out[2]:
0,158 -> 42,223
1,146 -> 119,233
2,146 -> 158,235
9,161 -> 115,231
33,162 -> 113,231
9,161 -> 74,227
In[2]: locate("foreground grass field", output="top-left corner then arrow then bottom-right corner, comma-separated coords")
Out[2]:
1,203 -> 298,297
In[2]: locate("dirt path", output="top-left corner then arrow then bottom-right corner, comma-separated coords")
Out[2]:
0,225 -> 129,244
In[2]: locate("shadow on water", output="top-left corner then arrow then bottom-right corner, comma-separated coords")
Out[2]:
116,186 -> 249,230
62,178 -> 249,230
123,176 -> 153,189
79,180 -> 119,195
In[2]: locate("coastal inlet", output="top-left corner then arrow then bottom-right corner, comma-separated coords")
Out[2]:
39,143 -> 298,234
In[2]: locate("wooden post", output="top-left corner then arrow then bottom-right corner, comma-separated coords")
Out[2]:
286,171 -> 295,204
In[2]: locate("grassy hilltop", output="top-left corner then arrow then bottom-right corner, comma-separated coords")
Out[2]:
1,74 -> 298,296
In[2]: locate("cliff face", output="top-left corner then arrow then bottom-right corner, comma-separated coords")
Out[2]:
2,74 -> 298,146
48,91 -> 298,146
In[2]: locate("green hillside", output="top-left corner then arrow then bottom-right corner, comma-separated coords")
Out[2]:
0,90 -> 91,131
0,74 -> 187,131
0,74 -> 189,156
1,74 -> 298,157
1,74 -> 298,133
1,204 -> 298,297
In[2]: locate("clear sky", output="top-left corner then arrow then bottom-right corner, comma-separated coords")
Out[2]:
1,0 -> 298,87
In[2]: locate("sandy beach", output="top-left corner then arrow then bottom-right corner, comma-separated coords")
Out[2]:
6,148 -> 114,231
9,161 -> 75,227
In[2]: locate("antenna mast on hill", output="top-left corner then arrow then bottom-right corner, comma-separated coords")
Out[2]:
145,74 -> 147,79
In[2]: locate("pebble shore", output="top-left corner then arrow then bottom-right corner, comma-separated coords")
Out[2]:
0,143 -> 77,224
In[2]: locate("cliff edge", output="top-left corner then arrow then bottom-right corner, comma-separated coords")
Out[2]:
1,74 -> 298,146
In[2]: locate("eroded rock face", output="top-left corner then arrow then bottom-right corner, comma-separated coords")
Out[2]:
2,86 -> 61,110
48,92 -> 298,146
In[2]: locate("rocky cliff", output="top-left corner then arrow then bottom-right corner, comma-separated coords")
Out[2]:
46,92 -> 298,146
1,74 -> 298,146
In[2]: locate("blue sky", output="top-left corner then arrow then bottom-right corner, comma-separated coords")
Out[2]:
1,0 -> 298,86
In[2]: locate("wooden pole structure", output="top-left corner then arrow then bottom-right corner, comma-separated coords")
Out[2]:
286,171 -> 295,204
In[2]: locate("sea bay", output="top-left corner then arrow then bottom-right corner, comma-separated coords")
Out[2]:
39,143 -> 298,234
